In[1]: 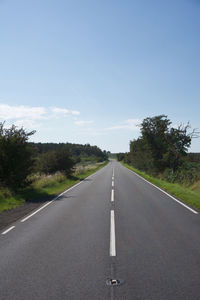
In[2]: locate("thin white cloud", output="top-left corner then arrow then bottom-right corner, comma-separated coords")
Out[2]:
74,120 -> 93,126
0,104 -> 47,120
0,104 -> 81,129
0,104 -> 80,119
51,107 -> 69,115
106,119 -> 141,131
51,107 -> 80,116
71,110 -> 80,115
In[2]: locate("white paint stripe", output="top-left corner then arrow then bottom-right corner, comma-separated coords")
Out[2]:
21,201 -> 54,222
2,226 -> 15,235
110,210 -> 116,256
111,189 -> 114,202
129,169 -> 198,215
112,181 -> 114,187
21,167 -> 105,223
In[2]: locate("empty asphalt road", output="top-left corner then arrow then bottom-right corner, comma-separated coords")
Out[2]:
0,161 -> 200,300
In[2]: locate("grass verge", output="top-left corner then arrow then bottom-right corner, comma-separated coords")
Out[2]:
122,162 -> 200,211
0,162 -> 108,213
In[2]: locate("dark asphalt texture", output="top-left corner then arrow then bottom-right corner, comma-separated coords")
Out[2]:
0,161 -> 200,300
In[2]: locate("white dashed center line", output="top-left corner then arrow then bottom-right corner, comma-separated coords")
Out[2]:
110,210 -> 116,256
111,189 -> 114,202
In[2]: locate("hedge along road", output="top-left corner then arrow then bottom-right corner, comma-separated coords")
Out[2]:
0,160 -> 200,300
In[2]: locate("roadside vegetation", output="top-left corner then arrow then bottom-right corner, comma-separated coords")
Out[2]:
0,122 -> 108,213
122,163 -> 200,211
0,162 -> 107,213
117,115 -> 200,210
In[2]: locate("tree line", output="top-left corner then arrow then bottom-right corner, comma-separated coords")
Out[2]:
33,142 -> 108,162
0,122 -> 108,190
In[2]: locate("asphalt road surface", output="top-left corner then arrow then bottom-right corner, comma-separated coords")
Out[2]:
0,161 -> 200,300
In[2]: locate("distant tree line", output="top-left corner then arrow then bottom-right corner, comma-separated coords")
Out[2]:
117,115 -> 199,184
116,153 -> 125,161
32,142 -> 108,163
33,142 -> 108,175
0,122 -> 108,190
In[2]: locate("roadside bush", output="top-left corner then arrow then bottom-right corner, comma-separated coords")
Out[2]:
162,162 -> 200,186
35,151 -> 57,174
0,123 -> 36,189
36,148 -> 75,176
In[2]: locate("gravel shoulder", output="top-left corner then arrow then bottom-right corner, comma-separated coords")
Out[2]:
0,197 -> 53,231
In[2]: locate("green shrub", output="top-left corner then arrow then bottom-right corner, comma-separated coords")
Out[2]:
35,148 -> 75,176
0,123 -> 36,189
162,162 -> 200,185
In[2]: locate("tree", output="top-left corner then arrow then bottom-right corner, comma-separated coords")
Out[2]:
163,124 -> 191,171
0,123 -> 36,189
54,147 -> 75,176
129,138 -> 154,172
141,115 -> 170,172
129,115 -> 197,174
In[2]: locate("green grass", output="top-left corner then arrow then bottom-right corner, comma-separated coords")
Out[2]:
191,181 -> 200,194
0,188 -> 24,212
0,162 -> 108,213
122,162 -> 200,211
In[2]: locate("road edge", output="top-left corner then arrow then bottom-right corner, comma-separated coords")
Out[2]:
1,162 -> 109,233
121,162 -> 198,214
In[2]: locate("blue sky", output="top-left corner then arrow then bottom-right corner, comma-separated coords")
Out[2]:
0,0 -> 199,152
